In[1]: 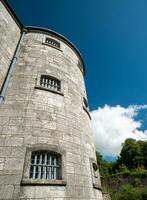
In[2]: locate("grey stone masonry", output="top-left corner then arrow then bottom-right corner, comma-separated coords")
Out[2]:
0,0 -> 103,199
0,1 -> 21,91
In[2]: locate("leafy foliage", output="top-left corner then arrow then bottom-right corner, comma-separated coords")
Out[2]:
97,138 -> 147,200
96,138 -> 147,176
119,138 -> 144,169
113,184 -> 142,200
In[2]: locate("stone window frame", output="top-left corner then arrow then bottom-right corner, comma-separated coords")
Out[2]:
35,72 -> 64,96
82,96 -> 91,119
90,158 -> 102,190
42,37 -> 62,51
21,145 -> 66,186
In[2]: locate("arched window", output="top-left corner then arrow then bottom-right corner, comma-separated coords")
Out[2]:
29,151 -> 61,180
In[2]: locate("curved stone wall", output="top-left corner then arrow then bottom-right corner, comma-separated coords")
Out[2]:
0,1 -> 103,199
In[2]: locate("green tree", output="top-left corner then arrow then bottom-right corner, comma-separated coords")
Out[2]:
96,151 -> 109,176
140,141 -> 147,169
119,138 -> 143,169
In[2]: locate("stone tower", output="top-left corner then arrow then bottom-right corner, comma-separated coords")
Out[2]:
0,0 -> 103,199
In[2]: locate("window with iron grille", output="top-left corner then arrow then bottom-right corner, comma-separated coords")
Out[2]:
29,151 -> 61,180
40,75 -> 61,92
45,37 -> 60,49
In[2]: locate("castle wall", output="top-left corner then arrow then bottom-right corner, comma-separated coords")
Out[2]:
0,31 -> 102,199
0,1 -> 103,199
0,1 -> 21,91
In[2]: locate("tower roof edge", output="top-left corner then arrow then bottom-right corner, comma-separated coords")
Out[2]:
0,0 -> 85,76
25,26 -> 85,76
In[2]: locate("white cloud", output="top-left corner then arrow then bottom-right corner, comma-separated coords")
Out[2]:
91,105 -> 147,157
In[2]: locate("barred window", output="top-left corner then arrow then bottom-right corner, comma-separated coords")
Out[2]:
29,151 -> 61,180
40,75 -> 61,92
45,37 -> 60,49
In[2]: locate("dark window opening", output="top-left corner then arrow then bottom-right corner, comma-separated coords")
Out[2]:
83,97 -> 88,108
92,162 -> 98,178
45,38 -> 60,49
29,151 -> 61,180
40,75 -> 61,92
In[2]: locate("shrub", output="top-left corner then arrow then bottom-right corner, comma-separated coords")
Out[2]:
141,187 -> 147,200
132,178 -> 141,187
116,184 -> 142,200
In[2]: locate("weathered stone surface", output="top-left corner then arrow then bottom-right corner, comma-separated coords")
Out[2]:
0,1 -> 20,91
102,193 -> 111,200
0,0 -> 103,199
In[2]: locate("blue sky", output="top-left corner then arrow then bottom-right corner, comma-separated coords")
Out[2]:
7,0 -> 147,159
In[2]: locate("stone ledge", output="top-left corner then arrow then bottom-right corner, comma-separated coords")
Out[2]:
21,178 -> 67,186
42,42 -> 63,52
93,183 -> 102,191
35,86 -> 64,96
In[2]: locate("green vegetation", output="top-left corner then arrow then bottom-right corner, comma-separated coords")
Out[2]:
96,138 -> 147,177
96,138 -> 147,199
111,184 -> 147,200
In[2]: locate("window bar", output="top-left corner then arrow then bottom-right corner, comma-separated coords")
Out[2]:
44,78 -> 46,88
46,154 -> 49,179
51,166 -> 53,179
47,79 -> 49,89
57,82 -> 60,91
49,80 -> 52,88
53,81 -> 55,90
51,156 -> 54,179
54,82 -> 57,91
41,154 -> 44,178
49,156 -> 52,179
42,78 -> 44,87
44,153 -> 47,179
48,79 -> 51,89
54,157 -> 57,179
33,154 -> 37,179
52,80 -> 54,89
38,153 -> 42,179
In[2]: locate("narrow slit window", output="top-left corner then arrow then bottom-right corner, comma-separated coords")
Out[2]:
83,97 -> 88,108
45,38 -> 60,49
29,151 -> 61,180
92,162 -> 98,178
40,75 -> 61,92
